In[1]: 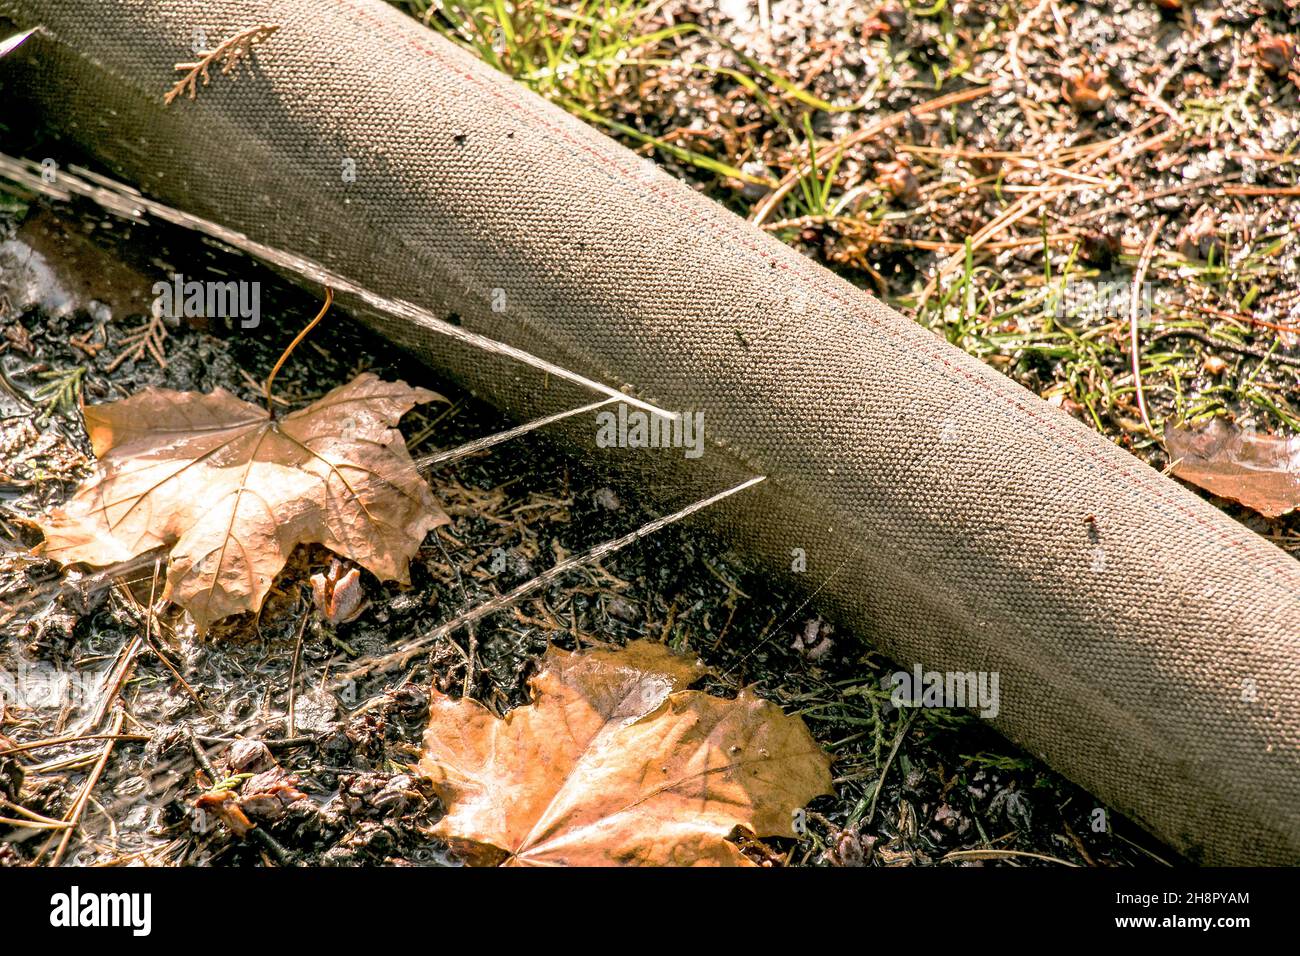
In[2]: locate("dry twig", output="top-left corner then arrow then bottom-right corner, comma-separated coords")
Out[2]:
341,475 -> 767,679
749,85 -> 1002,227
165,23 -> 280,105
1129,215 -> 1166,436
106,309 -> 168,372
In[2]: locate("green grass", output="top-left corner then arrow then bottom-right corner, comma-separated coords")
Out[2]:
31,366 -> 85,425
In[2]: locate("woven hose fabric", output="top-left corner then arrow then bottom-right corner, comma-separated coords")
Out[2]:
2,0 -> 1298,864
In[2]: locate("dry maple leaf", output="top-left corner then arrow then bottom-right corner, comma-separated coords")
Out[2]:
420,642 -> 833,866
1166,418 -> 1300,519
38,372 -> 447,631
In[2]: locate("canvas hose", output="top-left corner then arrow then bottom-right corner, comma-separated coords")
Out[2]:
0,0 -> 1297,865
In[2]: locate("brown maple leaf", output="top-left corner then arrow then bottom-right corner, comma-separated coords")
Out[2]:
420,642 -> 833,866
1166,418 -> 1300,519
38,372 -> 447,631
